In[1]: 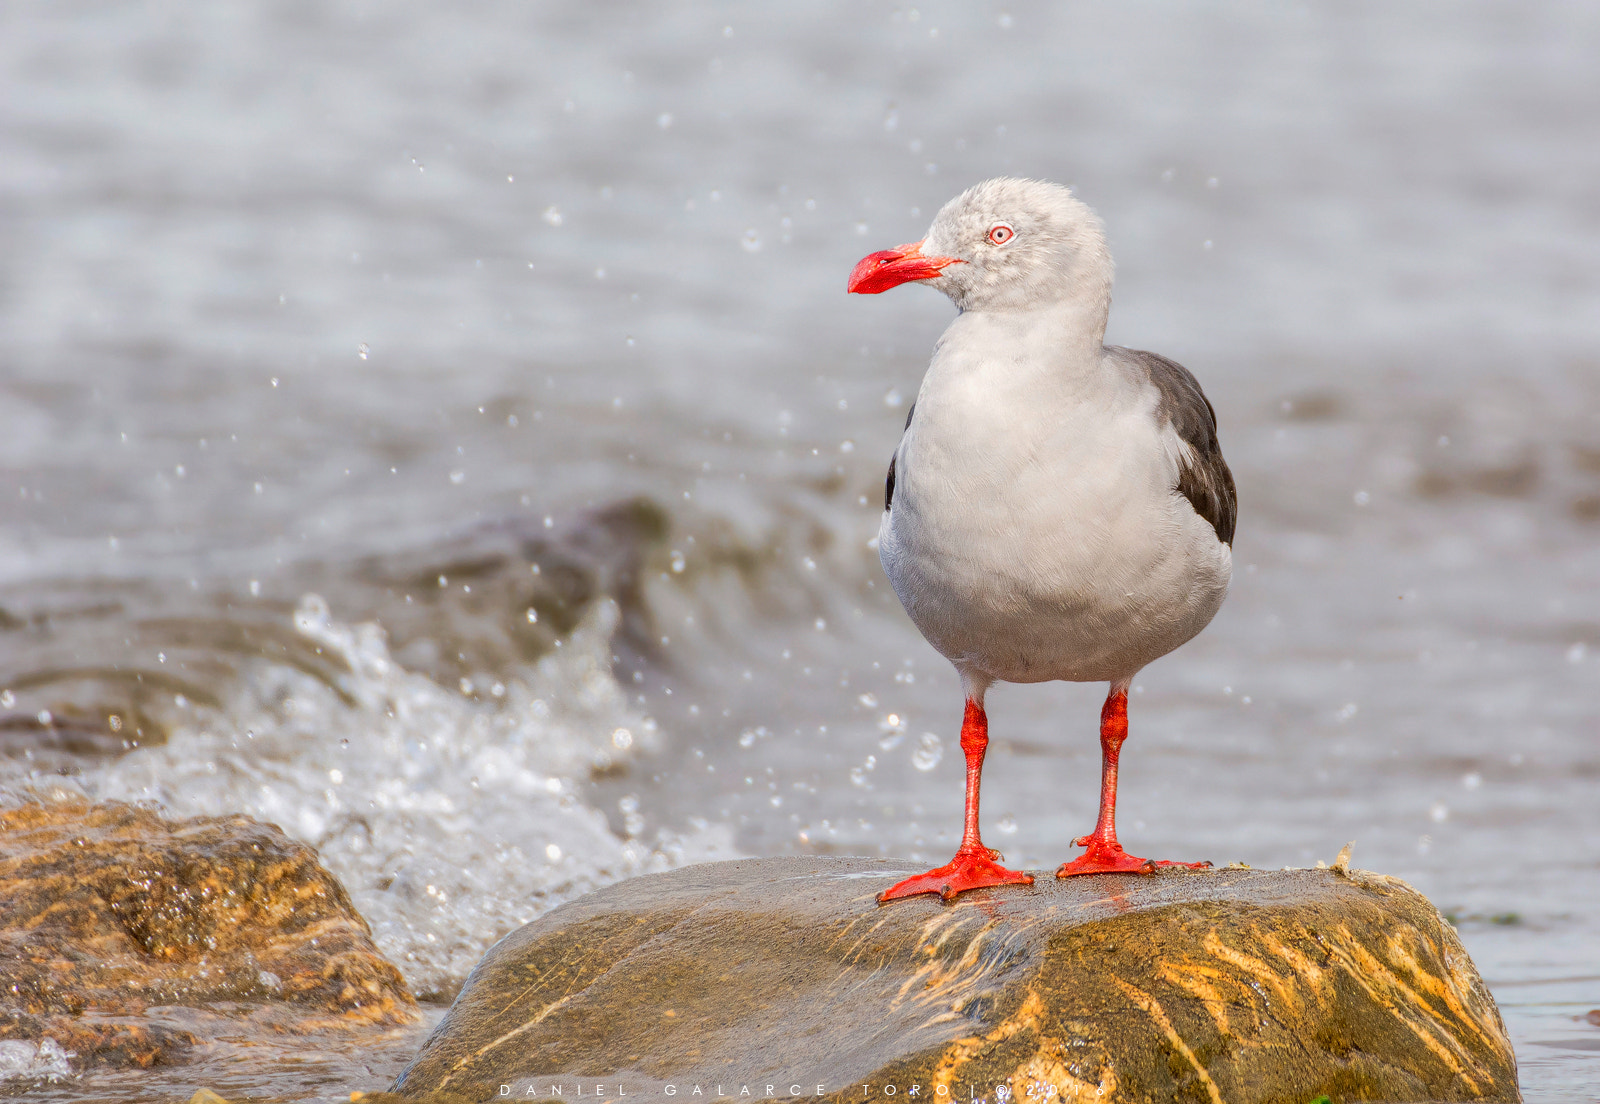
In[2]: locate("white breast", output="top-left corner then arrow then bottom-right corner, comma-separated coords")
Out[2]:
878,311 -> 1231,685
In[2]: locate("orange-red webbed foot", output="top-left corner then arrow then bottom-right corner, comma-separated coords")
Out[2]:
1055,835 -> 1211,878
878,848 -> 1033,904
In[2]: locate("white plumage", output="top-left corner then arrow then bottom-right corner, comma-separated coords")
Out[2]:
880,325 -> 1231,692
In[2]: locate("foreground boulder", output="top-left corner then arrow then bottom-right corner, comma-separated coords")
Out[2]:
0,800 -> 416,1069
395,856 -> 1517,1103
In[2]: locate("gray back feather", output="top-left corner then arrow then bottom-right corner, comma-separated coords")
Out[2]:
1109,346 -> 1237,545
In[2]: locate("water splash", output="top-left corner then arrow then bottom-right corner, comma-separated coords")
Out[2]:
45,594 -> 736,999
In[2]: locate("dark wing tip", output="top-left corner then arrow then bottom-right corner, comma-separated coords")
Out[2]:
1177,453 -> 1237,545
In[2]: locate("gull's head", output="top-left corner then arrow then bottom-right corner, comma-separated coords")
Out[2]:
848,177 -> 1112,312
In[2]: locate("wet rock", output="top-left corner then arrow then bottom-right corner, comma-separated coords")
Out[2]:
0,800 -> 416,1069
395,856 -> 1517,1103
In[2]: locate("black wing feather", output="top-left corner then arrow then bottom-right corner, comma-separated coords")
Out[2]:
885,402 -> 915,511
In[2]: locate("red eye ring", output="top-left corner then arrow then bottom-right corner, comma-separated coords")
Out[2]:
987,224 -> 1014,245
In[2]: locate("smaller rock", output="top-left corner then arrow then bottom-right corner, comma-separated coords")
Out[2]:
0,800 -> 417,1070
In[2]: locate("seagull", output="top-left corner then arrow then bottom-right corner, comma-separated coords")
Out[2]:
848,177 -> 1236,904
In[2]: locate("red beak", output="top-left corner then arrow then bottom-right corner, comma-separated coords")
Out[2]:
847,240 -> 964,294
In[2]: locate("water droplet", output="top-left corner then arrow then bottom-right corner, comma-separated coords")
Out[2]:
543,206 -> 564,227
357,343 -> 369,360
657,112 -> 673,129
449,470 -> 466,485
911,732 -> 943,771
741,229 -> 762,253
1430,802 -> 1449,823
526,608 -> 539,623
997,814 -> 1018,835
545,843 -> 562,862
612,728 -> 634,750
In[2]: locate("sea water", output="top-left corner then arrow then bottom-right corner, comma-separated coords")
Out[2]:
2,2 -> 1598,1099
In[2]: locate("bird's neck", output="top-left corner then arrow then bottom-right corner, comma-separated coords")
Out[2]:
946,294 -> 1110,379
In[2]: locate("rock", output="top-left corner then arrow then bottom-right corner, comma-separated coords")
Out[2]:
0,800 -> 416,1069
395,856 -> 1517,1103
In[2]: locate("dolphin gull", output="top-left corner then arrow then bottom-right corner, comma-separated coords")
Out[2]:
848,177 -> 1237,903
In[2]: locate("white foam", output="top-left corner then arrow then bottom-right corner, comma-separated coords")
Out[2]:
0,1038 -> 73,1083
50,595 -> 737,998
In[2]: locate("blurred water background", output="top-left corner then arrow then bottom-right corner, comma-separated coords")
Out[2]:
2,1 -> 1598,1098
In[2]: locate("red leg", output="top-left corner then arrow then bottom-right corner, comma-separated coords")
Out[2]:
879,699 -> 1034,904
1056,687 -> 1211,878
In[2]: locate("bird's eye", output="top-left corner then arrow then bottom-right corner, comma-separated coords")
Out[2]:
987,224 -> 1014,245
